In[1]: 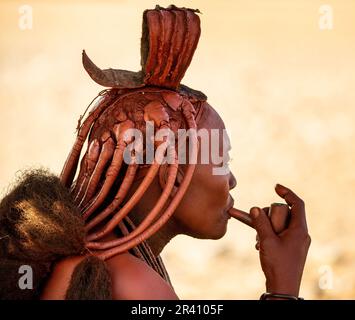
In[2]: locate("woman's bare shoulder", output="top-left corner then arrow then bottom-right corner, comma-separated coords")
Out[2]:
105,252 -> 179,300
40,252 -> 178,300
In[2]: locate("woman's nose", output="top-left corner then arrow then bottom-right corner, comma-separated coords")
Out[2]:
229,172 -> 237,190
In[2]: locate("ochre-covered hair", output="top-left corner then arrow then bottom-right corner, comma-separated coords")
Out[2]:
60,5 -> 207,274
0,6 -> 207,299
61,87 -> 205,262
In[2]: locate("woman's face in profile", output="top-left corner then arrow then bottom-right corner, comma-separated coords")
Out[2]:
172,102 -> 237,240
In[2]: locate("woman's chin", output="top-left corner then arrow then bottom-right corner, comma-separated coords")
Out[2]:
189,225 -> 227,240
205,220 -> 229,240
184,213 -> 230,239
210,224 -> 228,240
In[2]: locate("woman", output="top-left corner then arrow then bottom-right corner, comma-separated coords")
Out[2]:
43,100 -> 311,300
0,5 -> 310,300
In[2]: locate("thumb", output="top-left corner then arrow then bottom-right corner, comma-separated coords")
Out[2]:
250,207 -> 275,241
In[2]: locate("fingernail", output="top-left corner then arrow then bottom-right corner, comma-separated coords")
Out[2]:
250,207 -> 260,218
275,183 -> 285,189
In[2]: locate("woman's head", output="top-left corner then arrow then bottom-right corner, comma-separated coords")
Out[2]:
61,87 -> 236,259
59,6 -> 237,259
0,168 -> 86,299
0,169 -> 85,261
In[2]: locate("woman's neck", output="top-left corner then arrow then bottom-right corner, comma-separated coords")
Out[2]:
146,227 -> 178,256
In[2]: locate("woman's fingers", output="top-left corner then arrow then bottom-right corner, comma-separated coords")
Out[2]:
250,207 -> 276,241
275,184 -> 307,231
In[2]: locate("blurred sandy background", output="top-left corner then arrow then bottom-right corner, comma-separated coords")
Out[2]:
1,0 -> 354,299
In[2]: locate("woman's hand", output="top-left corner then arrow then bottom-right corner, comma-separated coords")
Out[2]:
250,184 -> 311,297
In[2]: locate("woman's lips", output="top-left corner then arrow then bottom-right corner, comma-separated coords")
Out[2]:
225,197 -> 235,219
226,196 -> 235,211
225,195 -> 254,228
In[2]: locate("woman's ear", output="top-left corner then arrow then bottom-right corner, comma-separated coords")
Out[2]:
159,164 -> 184,197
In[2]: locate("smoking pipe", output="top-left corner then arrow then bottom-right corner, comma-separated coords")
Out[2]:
228,203 -> 290,234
